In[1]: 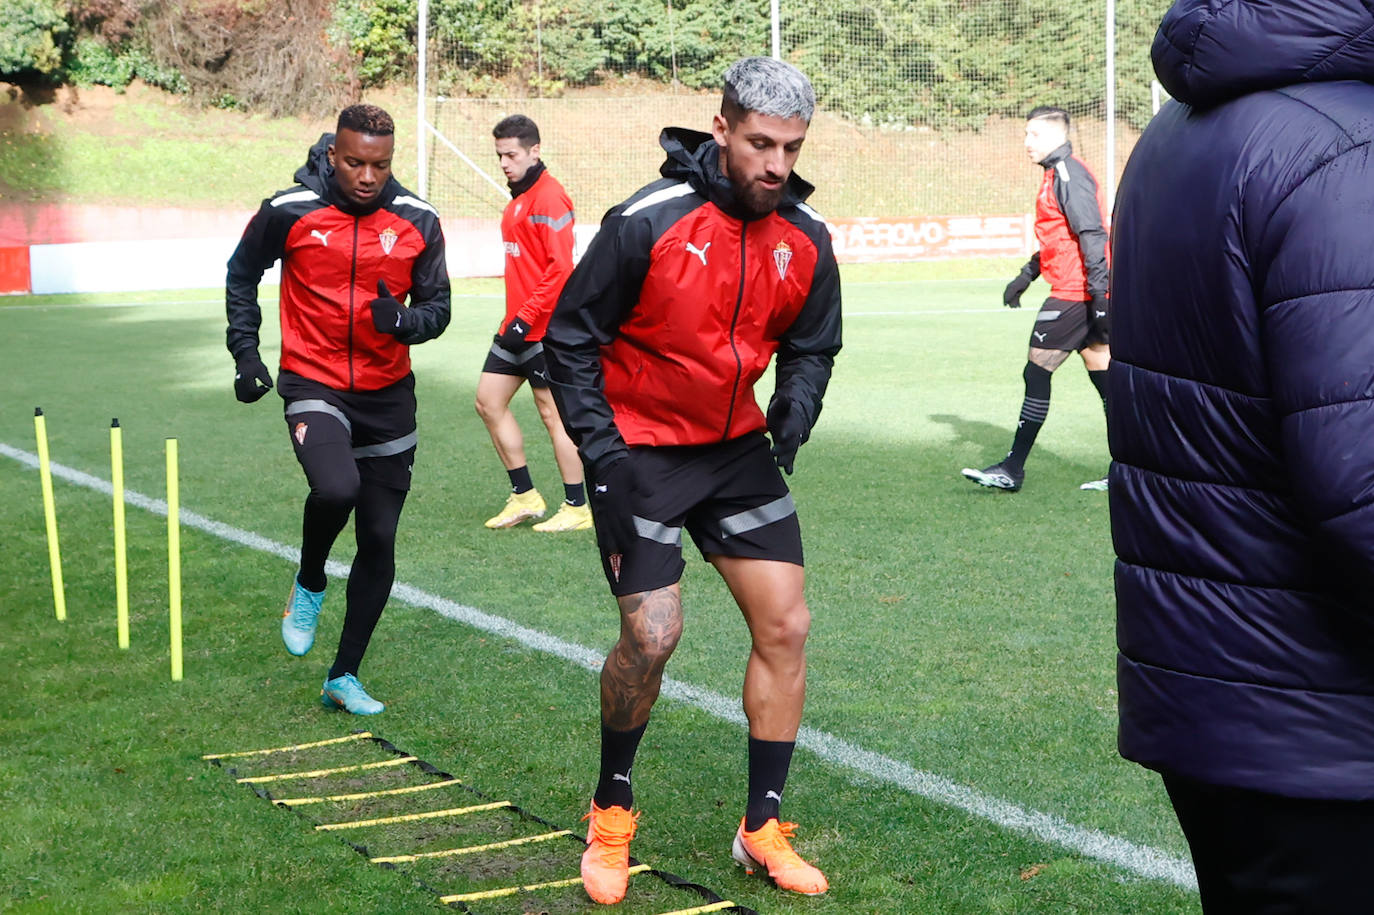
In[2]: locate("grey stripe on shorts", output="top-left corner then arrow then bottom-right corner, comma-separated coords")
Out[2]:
633,515 -> 683,546
489,341 -> 545,364
352,430 -> 418,459
719,493 -> 797,539
285,399 -> 352,435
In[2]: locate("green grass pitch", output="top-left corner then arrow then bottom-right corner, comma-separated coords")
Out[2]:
0,260 -> 1201,913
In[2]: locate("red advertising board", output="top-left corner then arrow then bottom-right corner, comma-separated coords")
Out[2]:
828,215 -> 1033,263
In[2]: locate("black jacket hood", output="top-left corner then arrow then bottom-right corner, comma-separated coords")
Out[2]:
1153,0 -> 1374,108
293,132 -> 400,215
658,127 -> 815,222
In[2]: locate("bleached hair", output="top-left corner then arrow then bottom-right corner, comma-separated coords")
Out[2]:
721,56 -> 816,123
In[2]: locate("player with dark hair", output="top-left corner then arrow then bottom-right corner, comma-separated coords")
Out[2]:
226,103 -> 450,714
476,114 -> 586,531
962,105 -> 1112,492
544,56 -> 841,905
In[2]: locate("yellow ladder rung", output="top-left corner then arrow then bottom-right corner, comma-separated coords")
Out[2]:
371,829 -> 571,863
316,801 -> 510,831
236,756 -> 414,784
203,732 -> 372,760
277,778 -> 460,806
655,902 -> 737,915
441,864 -> 651,903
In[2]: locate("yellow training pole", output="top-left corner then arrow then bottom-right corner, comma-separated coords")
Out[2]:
33,408 -> 66,621
166,438 -> 182,681
111,420 -> 129,649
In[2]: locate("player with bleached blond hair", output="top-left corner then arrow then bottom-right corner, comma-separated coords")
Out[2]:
544,55 -> 841,905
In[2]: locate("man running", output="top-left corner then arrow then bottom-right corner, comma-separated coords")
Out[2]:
226,104 -> 450,715
476,114 -> 587,531
544,56 -> 841,905
962,106 -> 1111,492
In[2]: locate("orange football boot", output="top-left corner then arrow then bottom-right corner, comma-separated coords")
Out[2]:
732,817 -> 828,895
581,802 -> 639,904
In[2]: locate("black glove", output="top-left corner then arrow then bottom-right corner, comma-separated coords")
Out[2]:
766,396 -> 809,475
1003,272 -> 1032,308
369,280 -> 405,335
1089,293 -> 1110,325
494,317 -> 530,351
589,455 -> 638,571
233,353 -> 273,404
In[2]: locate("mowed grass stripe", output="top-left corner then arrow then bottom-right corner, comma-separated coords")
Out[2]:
0,442 -> 1197,891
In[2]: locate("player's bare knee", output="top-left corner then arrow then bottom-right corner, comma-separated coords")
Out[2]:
755,602 -> 811,656
474,394 -> 504,424
1080,344 -> 1111,372
535,399 -> 559,425
1028,346 -> 1070,372
618,588 -> 684,663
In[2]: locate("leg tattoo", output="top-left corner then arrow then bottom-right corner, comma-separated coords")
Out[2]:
601,587 -> 683,731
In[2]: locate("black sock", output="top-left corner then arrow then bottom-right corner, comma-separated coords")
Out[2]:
594,722 -> 647,810
507,465 -> 533,494
1088,369 -> 1109,419
297,569 -> 327,594
564,482 -> 586,507
1005,362 -> 1053,473
745,737 -> 796,831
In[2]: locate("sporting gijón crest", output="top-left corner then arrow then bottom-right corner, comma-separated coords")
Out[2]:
773,240 -> 793,280
378,226 -> 399,255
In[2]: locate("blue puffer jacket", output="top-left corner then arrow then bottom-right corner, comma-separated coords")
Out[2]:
1110,0 -> 1374,800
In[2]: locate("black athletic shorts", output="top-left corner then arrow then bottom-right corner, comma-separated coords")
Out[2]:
277,371 -> 417,491
1028,296 -> 1110,351
590,431 -> 804,596
481,339 -> 550,388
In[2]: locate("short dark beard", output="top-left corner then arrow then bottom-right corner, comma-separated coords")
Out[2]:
735,178 -> 784,217
721,152 -> 784,217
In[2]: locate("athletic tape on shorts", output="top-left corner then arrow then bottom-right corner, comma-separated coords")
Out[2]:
352,430 -> 417,459
489,341 -> 545,364
285,399 -> 352,435
634,515 -> 683,546
718,493 -> 795,538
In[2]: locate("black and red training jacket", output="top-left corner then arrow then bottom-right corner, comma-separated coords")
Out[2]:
543,128 -> 843,471
226,134 -> 450,392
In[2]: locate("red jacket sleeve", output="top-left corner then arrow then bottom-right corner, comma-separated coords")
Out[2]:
514,192 -> 575,328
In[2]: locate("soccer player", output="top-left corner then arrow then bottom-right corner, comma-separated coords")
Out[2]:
476,115 -> 586,531
543,57 -> 841,905
961,106 -> 1111,493
225,104 -> 450,715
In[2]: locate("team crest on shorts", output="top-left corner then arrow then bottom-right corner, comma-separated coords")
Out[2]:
378,226 -> 398,255
294,422 -> 308,445
773,240 -> 792,280
608,552 -> 622,583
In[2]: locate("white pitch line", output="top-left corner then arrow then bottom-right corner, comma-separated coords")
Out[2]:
0,442 -> 1195,891
847,308 -> 1009,316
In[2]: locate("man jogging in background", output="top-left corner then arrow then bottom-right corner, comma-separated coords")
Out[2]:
476,114 -> 587,531
544,56 -> 841,906
961,106 -> 1111,493
225,104 -> 450,715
